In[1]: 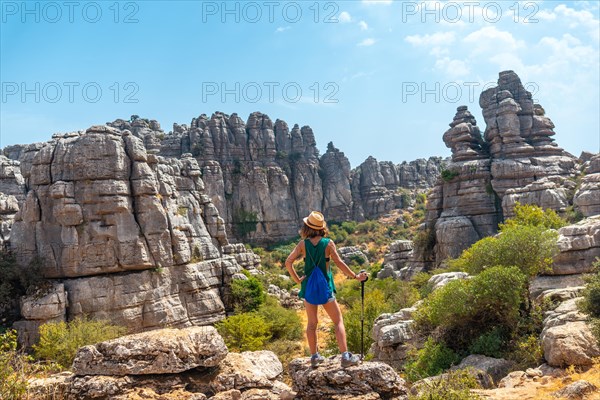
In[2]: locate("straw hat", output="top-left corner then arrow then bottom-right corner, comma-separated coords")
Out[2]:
303,211 -> 326,230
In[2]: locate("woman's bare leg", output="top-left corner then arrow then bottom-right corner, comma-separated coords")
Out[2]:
305,301 -> 319,354
323,300 -> 348,353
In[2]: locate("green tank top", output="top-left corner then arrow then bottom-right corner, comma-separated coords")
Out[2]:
298,237 -> 336,299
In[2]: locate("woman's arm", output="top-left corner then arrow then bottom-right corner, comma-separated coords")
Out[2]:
328,240 -> 368,281
284,241 -> 305,284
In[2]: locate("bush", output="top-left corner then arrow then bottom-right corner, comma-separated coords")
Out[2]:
0,251 -> 46,323
500,202 -> 566,230
0,330 -> 28,400
265,339 -> 303,367
506,334 -> 544,370
450,204 -> 561,279
449,224 -> 558,278
33,318 -> 127,369
231,272 -> 266,313
579,258 -> 600,343
216,313 -> 271,352
468,328 -> 505,358
257,297 -> 302,341
409,369 -> 483,400
414,266 -> 527,351
404,338 -> 461,382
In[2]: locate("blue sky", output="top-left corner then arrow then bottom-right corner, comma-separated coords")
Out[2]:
1,0 -> 599,167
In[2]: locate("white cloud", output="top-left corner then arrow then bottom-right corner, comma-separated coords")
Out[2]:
357,38 -> 376,46
405,32 -> 456,47
434,57 -> 470,78
553,4 -> 600,38
361,0 -> 392,5
536,9 -> 557,21
275,26 -> 290,33
463,27 -> 526,55
359,20 -> 369,31
339,11 -> 352,23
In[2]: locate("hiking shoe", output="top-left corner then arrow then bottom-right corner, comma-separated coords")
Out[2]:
341,352 -> 360,368
310,353 -> 325,368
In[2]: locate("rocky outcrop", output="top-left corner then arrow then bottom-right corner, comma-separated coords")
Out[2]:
377,240 -> 414,280
28,328 -> 293,400
0,155 -> 26,248
289,356 -> 408,399
72,326 -> 227,376
453,355 -> 513,385
8,126 -> 260,341
553,216 -> 600,275
351,156 -> 443,220
420,71 -> 582,266
104,114 -> 443,242
370,304 -> 419,369
575,154 -> 600,217
539,294 -> 600,367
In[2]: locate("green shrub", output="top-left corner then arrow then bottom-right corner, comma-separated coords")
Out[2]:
450,204 -> 561,279
468,328 -> 505,358
257,297 -> 302,341
0,330 -> 28,400
409,369 -> 483,400
449,224 -> 558,278
404,338 -> 460,382
441,168 -> 459,182
216,313 -> 271,352
506,334 -> 544,370
414,266 -> 527,351
231,272 -> 266,313
33,318 -> 126,370
579,258 -> 600,343
500,202 -> 566,230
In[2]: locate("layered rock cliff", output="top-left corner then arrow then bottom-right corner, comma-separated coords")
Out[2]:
103,112 -> 443,242
424,71 -> 580,266
7,126 -> 261,345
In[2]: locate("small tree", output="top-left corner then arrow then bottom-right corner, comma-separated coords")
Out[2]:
230,272 -> 266,313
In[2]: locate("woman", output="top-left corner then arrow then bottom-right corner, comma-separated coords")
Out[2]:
285,211 -> 368,368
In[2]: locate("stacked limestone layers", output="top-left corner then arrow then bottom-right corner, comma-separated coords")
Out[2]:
106,113 -> 443,241
9,126 -> 258,344
431,105 -> 500,262
0,155 -> 26,247
351,156 -> 444,220
418,71 -> 581,267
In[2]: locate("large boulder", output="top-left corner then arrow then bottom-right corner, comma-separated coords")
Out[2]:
454,354 -> 513,385
541,298 -> 600,367
72,326 -> 227,375
289,356 -> 408,399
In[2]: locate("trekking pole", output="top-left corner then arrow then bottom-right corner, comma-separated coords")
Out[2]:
359,269 -> 368,361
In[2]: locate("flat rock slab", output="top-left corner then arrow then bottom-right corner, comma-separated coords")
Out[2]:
72,326 -> 227,376
289,356 -> 408,399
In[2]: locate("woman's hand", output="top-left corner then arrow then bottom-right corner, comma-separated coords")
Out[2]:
296,275 -> 305,285
355,271 -> 368,282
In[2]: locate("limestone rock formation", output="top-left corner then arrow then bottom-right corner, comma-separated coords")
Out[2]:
453,355 -> 513,385
0,155 -> 26,247
540,295 -> 600,367
7,126 -> 262,340
104,112 -> 445,243
377,240 -> 414,280
553,216 -> 600,275
289,356 -> 408,399
420,71 -> 582,267
370,304 -> 419,369
575,154 -> 600,217
29,328 -> 292,400
72,326 -> 227,375
351,156 -> 443,220
320,142 -> 353,221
